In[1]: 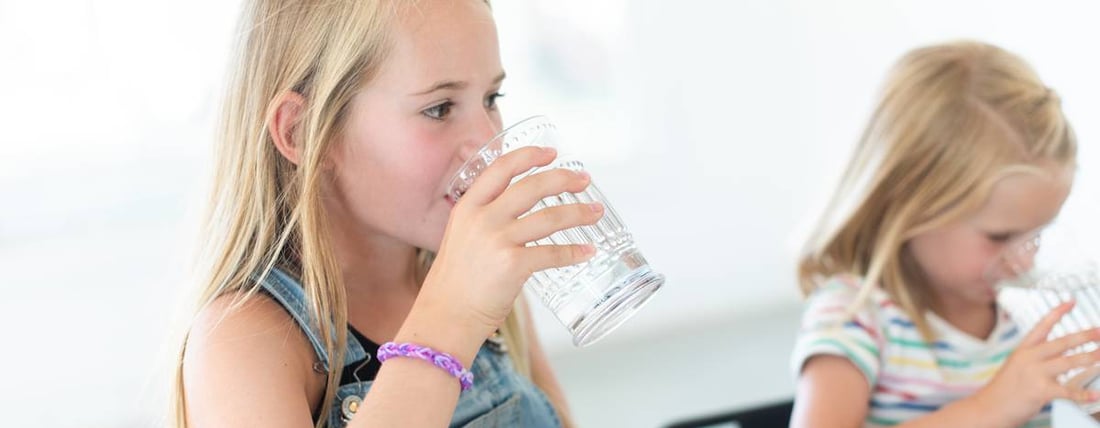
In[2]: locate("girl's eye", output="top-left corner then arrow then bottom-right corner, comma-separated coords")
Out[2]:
422,101 -> 454,120
485,92 -> 504,109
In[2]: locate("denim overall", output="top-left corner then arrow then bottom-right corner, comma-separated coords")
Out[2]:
258,268 -> 562,427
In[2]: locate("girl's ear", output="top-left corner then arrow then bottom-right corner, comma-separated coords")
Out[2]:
268,91 -> 306,165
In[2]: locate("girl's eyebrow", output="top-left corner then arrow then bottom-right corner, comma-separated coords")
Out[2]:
411,72 -> 506,96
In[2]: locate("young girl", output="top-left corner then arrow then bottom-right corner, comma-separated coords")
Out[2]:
791,41 -> 1092,427
171,1 -> 595,426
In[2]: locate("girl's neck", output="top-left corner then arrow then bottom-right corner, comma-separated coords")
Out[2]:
321,200 -> 422,296
329,224 -> 423,343
332,228 -> 421,296
928,293 -> 998,341
319,196 -> 424,343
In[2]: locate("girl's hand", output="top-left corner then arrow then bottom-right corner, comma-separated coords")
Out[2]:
405,146 -> 603,355
972,301 -> 1100,426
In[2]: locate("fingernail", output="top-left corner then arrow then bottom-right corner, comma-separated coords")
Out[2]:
581,244 -> 596,256
577,171 -> 590,181
588,202 -> 603,213
542,147 -> 557,156
1089,391 -> 1100,402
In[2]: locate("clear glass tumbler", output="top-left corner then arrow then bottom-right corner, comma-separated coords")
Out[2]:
448,116 -> 664,347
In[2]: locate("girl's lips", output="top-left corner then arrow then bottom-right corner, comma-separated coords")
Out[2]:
983,281 -> 1000,299
444,189 -> 467,207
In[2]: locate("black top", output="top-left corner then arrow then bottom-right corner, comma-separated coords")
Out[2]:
339,325 -> 382,385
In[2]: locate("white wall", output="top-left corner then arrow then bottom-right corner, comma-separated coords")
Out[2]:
0,1 -> 1096,426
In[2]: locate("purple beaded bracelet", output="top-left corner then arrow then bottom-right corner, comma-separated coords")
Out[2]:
377,342 -> 474,391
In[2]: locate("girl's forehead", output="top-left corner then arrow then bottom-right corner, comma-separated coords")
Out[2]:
971,166 -> 1074,231
380,1 -> 500,85
392,0 -> 496,49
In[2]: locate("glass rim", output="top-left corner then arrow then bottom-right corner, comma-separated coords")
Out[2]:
996,260 -> 1100,291
985,228 -> 1045,286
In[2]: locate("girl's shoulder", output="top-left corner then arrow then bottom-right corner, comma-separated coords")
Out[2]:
802,274 -> 904,325
808,274 -> 891,305
181,291 -> 325,421
188,291 -> 312,355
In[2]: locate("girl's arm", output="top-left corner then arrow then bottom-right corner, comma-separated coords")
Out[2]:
182,292 -> 487,428
790,355 -> 872,428
792,355 -> 1001,428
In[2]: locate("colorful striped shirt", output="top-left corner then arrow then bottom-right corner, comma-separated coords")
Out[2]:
791,276 -> 1051,427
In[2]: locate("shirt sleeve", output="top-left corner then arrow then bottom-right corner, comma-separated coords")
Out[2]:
790,279 -> 884,388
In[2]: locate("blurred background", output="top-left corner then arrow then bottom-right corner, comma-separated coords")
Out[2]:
0,0 -> 1097,426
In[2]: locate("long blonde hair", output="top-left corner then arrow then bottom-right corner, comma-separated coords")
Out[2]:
170,1 -> 529,427
799,41 -> 1077,339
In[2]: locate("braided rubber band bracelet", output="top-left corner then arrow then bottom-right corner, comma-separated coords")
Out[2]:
377,342 -> 474,391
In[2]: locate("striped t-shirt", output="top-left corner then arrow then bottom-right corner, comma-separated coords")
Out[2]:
791,276 -> 1051,427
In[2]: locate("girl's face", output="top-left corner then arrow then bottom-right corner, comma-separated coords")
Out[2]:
908,164 -> 1074,308
325,0 -> 504,252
